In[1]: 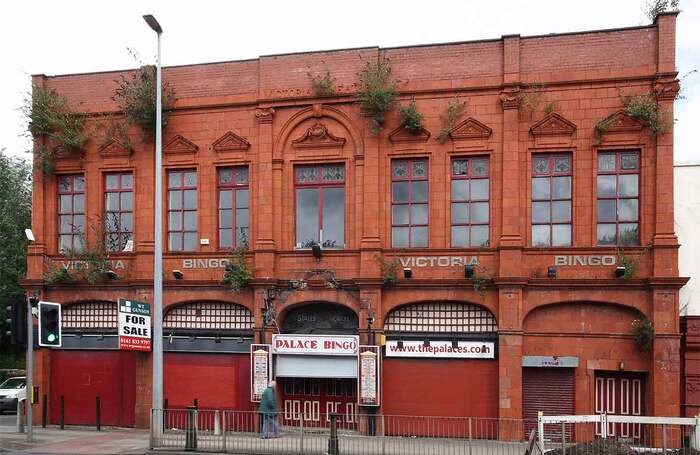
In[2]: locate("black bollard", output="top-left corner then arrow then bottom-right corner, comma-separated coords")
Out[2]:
96,396 -> 101,431
42,395 -> 47,428
328,412 -> 339,455
60,395 -> 65,430
185,405 -> 197,451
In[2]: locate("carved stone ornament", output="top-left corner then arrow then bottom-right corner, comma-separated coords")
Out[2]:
98,139 -> 132,157
450,117 -> 493,140
654,78 -> 681,101
530,112 -> 577,137
292,122 -> 346,149
163,135 -> 199,154
212,131 -> 250,152
388,125 -> 431,143
499,87 -> 521,110
600,110 -> 643,133
255,107 -> 275,124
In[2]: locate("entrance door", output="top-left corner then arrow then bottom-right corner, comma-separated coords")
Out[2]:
595,372 -> 645,439
280,378 -> 357,429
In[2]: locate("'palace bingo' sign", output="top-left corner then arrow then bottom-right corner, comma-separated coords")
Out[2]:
118,299 -> 151,351
272,334 -> 359,356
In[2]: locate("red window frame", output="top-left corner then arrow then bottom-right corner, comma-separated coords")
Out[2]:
450,157 -> 490,247
104,172 -> 133,252
167,170 -> 198,252
217,166 -> 249,250
531,154 -> 573,247
294,163 -> 345,248
57,174 -> 85,252
391,159 -> 429,248
596,151 -> 640,246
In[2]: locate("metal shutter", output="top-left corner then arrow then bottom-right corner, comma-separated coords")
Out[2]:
523,367 -> 575,441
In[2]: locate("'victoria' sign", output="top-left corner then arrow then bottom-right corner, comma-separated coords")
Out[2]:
272,334 -> 359,356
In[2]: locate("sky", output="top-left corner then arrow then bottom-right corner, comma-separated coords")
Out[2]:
1,0 -> 698,163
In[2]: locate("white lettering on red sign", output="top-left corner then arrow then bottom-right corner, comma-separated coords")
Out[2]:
272,335 -> 359,356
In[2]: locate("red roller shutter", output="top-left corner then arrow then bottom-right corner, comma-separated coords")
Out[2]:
523,367 -> 575,440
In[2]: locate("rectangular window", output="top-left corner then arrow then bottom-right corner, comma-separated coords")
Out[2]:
451,157 -> 490,247
104,173 -> 133,252
531,154 -> 572,247
218,167 -> 249,249
58,174 -> 85,252
295,164 -> 345,248
167,170 -> 198,252
391,159 -> 428,248
597,151 -> 640,246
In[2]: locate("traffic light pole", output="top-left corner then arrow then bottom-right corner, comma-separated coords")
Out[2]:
26,296 -> 33,442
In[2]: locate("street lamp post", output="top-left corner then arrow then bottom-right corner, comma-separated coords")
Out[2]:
143,14 -> 164,417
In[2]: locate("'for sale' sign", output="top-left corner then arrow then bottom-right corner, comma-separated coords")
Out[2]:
118,298 -> 151,351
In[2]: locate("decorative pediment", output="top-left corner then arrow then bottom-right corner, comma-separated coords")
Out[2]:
212,131 -> 250,152
164,135 -> 199,154
530,113 -> 577,137
292,122 -> 346,149
600,110 -> 643,133
388,125 -> 431,143
449,118 -> 492,140
98,139 -> 131,157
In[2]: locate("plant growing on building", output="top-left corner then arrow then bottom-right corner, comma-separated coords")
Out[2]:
518,83 -> 545,116
378,256 -> 400,285
622,93 -> 674,136
397,98 -> 424,134
21,84 -> 88,175
437,98 -> 466,143
543,101 -> 558,115
593,116 -> 616,144
221,247 -> 252,293
95,118 -> 133,153
632,318 -> 655,351
644,0 -> 679,22
468,264 -> 490,296
44,264 -> 76,285
357,58 -> 398,134
307,69 -> 336,97
615,245 -> 651,279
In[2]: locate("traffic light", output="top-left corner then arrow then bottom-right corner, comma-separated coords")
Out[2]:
4,294 -> 27,346
38,301 -> 62,347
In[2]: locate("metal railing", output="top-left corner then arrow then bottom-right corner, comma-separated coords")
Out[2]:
150,408 -> 532,454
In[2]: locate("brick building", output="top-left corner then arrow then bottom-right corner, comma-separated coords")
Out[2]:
24,13 -> 686,430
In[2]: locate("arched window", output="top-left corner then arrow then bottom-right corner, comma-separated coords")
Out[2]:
164,301 -> 253,330
384,302 -> 497,333
62,301 -> 117,330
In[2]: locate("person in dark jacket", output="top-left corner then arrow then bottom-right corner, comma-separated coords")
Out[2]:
259,380 -> 280,438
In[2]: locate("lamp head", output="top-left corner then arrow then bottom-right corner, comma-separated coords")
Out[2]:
143,14 -> 163,34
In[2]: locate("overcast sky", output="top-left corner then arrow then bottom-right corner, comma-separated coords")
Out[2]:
2,0 -> 698,163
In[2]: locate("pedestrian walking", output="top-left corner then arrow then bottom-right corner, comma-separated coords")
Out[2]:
259,380 -> 280,438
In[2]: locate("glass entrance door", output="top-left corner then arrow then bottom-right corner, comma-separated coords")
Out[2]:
280,378 -> 357,429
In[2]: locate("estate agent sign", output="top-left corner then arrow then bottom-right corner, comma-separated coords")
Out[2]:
118,298 -> 151,351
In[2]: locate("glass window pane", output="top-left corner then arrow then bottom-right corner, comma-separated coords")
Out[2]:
412,161 -> 428,178
184,172 -> 197,187
532,201 -> 550,223
618,199 -> 638,222
392,205 -> 409,225
470,225 -> 489,247
472,159 -> 489,177
121,213 -> 133,231
598,154 -> 616,172
411,204 -> 428,225
59,176 -> 71,192
168,172 -> 182,188
619,174 -> 638,197
106,174 -> 120,190
552,176 -> 571,199
470,179 -> 489,200
296,188 -> 319,246
296,166 -> 318,183
619,223 -> 639,246
219,190 -> 232,209
183,211 -> 197,231
552,201 -> 571,223
322,187 -> 344,248
236,227 -> 249,247
72,215 -> 84,234
392,227 -> 409,248
235,189 -> 249,209
597,224 -> 616,245
322,165 -> 345,182
59,195 -> 72,214
412,181 -> 428,203
597,175 -> 616,198
532,177 -> 550,200
218,168 -> 233,185
106,233 -> 120,251
105,193 -> 119,211
169,190 -> 182,210
220,229 -> 233,249
554,156 -> 571,173
392,182 -> 409,203
471,202 -> 489,223
183,190 -> 197,210
451,226 -> 468,247
121,174 -> 133,189
452,160 -> 467,176
552,224 -> 572,247
235,208 -> 249,229
392,161 -> 408,178
621,153 -> 639,170
59,235 -> 72,251
169,232 -> 182,251
533,156 -> 550,174
219,209 -> 232,228
183,233 -> 197,251
451,180 -> 468,201
410,227 -> 428,247
169,212 -> 182,231
451,203 -> 469,224
104,212 -> 120,233
120,192 -> 133,211
74,176 -> 85,191
59,215 -> 72,234
532,225 -> 551,247
597,200 -> 616,222
235,167 -> 249,185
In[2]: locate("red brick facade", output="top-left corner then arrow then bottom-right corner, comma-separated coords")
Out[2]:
24,13 -> 686,429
